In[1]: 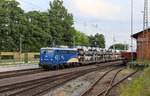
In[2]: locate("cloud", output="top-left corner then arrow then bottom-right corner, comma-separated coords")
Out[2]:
72,0 -> 121,21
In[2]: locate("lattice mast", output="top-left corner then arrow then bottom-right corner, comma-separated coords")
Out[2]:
143,0 -> 149,29
142,0 -> 149,61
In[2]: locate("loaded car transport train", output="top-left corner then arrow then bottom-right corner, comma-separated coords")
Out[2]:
39,47 -> 124,69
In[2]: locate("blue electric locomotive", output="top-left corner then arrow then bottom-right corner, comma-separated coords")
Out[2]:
39,48 -> 79,69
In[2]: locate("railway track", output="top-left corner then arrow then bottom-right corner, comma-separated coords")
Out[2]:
98,70 -> 138,96
0,68 -> 44,79
0,60 -> 123,80
80,67 -> 138,96
0,61 -> 123,96
80,67 -> 124,96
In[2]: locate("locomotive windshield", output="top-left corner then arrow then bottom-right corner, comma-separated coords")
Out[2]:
41,49 -> 53,55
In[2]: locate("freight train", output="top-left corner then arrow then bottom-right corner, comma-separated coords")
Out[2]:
121,52 -> 137,61
39,47 -> 123,69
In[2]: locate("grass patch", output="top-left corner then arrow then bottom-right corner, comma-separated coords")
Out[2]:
120,67 -> 150,96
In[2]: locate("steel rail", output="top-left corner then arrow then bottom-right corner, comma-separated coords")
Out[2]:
103,68 -> 124,96
80,67 -> 123,96
0,68 -> 44,79
97,70 -> 138,96
2,63 -> 122,96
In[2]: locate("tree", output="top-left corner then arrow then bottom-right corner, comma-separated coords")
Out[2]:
89,33 -> 105,48
1,0 -> 106,52
0,0 -> 24,51
48,0 -> 75,46
75,31 -> 89,46
0,0 -> 8,51
24,11 -> 51,52
109,43 -> 128,50
0,0 -> 52,52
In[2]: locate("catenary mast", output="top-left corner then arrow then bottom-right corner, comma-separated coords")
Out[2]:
142,0 -> 149,62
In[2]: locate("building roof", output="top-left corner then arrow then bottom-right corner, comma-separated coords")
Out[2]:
132,28 -> 150,39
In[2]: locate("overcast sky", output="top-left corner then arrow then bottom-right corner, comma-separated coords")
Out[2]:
17,0 -> 149,49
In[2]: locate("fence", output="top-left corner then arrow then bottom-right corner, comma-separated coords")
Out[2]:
0,52 -> 40,66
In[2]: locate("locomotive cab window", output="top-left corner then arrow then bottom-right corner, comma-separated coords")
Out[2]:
41,49 -> 53,54
41,50 -> 46,54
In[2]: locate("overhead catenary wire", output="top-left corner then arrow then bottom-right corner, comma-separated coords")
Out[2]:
17,0 -> 123,50
20,1 -> 105,37
20,0 -> 104,47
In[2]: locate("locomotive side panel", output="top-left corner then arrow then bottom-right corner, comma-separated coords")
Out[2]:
39,48 -> 79,69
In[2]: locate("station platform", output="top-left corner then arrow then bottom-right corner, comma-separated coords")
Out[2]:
0,64 -> 39,72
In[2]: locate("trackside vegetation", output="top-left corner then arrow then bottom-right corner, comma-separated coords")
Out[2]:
120,65 -> 150,96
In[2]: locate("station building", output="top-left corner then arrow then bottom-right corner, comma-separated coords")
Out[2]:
132,28 -> 150,60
